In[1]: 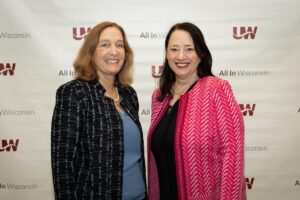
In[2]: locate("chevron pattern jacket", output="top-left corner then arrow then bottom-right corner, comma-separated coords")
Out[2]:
51,79 -> 146,200
147,76 -> 246,200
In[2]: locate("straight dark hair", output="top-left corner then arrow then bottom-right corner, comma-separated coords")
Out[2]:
157,22 -> 214,101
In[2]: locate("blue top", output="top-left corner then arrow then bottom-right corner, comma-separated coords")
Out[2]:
119,111 -> 146,200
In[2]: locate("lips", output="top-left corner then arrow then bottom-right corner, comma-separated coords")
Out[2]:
175,62 -> 190,68
105,59 -> 120,64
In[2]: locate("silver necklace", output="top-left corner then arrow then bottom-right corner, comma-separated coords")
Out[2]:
172,77 -> 199,95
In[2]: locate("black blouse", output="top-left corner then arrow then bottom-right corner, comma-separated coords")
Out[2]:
151,100 -> 179,200
151,81 -> 198,200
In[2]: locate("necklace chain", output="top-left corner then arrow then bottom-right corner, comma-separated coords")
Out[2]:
172,77 -> 199,95
105,87 -> 120,102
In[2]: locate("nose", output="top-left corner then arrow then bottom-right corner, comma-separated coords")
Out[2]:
177,49 -> 185,59
110,45 -> 118,55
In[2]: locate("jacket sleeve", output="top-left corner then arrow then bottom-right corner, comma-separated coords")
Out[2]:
214,80 -> 246,200
51,84 -> 83,200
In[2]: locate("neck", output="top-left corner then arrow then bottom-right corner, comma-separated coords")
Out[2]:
172,73 -> 199,96
175,73 -> 199,87
174,74 -> 199,92
98,74 -> 116,92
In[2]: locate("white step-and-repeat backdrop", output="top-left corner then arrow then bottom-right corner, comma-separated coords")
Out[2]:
1,0 -> 300,199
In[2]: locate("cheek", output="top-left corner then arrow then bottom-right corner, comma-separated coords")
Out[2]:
94,50 -> 102,60
167,53 -> 175,61
121,51 -> 126,59
167,55 -> 176,68
93,52 -> 105,67
192,55 -> 201,65
94,54 -> 101,64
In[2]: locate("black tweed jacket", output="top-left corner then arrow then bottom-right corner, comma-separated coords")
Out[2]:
51,78 -> 146,200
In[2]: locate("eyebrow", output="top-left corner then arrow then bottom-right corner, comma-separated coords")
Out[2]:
99,39 -> 124,43
169,44 -> 193,47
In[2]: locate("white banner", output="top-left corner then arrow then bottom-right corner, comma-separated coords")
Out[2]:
1,0 -> 300,199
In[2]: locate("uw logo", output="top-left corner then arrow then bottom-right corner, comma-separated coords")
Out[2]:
73,27 -> 91,40
233,26 -> 258,39
152,65 -> 163,78
246,177 -> 255,189
0,139 -> 19,152
0,63 -> 16,76
239,104 -> 256,116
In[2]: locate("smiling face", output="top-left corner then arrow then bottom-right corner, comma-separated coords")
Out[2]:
93,26 -> 125,80
166,30 -> 201,81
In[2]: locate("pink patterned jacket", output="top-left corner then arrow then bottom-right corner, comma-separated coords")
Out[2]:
147,76 -> 246,200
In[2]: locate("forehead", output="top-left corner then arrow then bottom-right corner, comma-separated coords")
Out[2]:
99,26 -> 123,41
168,30 -> 193,45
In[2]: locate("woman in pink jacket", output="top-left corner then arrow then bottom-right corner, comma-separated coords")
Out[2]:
147,22 -> 246,200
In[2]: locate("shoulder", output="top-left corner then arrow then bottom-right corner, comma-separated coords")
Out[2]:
199,77 -> 237,102
55,79 -> 89,98
57,78 -> 87,89
120,85 -> 138,101
120,85 -> 139,105
151,88 -> 166,107
189,76 -> 234,99
195,76 -> 231,91
152,88 -> 161,100
200,76 -> 227,86
121,85 -> 137,95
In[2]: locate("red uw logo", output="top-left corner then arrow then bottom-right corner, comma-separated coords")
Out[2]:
152,65 -> 163,78
246,177 -> 255,189
233,26 -> 257,39
0,139 -> 19,152
72,27 -> 91,40
0,63 -> 16,76
239,104 -> 256,116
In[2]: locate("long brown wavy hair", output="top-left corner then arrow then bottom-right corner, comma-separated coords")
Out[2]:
73,21 -> 134,86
